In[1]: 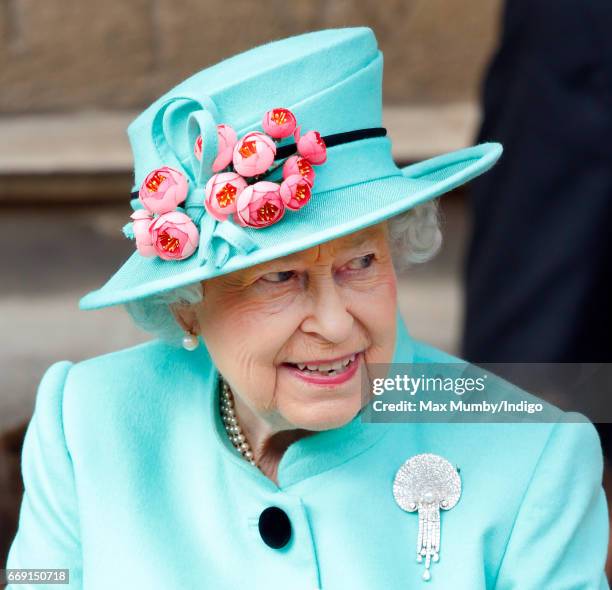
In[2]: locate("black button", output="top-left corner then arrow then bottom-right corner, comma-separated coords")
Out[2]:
258,506 -> 292,549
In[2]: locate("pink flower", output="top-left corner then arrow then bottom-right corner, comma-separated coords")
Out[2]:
262,108 -> 297,139
297,130 -> 327,164
204,172 -> 248,222
130,209 -> 156,257
194,124 -> 238,173
194,135 -> 203,160
213,125 -> 238,172
279,174 -> 312,211
232,132 -> 277,177
139,166 -> 189,215
234,181 -> 285,228
149,211 -> 200,261
282,155 -> 316,186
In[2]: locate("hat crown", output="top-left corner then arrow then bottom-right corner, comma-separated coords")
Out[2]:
127,27 -> 383,189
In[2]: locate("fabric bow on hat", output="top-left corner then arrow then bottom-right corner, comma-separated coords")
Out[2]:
122,95 -> 326,269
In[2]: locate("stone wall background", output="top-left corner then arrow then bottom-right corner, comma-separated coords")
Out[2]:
0,0 -> 503,113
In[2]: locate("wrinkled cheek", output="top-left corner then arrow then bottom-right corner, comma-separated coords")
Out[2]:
211,341 -> 272,405
383,283 -> 399,339
218,316 -> 291,396
236,357 -> 283,413
199,292 -> 308,400
371,274 -> 398,312
387,276 -> 398,304
383,267 -> 399,299
364,278 -> 398,359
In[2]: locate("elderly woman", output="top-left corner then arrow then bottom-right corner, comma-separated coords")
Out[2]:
5,27 -> 609,590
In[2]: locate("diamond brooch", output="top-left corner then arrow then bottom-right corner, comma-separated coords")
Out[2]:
393,453 -> 462,582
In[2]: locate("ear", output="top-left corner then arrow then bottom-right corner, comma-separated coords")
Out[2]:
169,302 -> 200,335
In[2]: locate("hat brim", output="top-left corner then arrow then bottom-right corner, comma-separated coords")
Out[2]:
78,142 -> 502,310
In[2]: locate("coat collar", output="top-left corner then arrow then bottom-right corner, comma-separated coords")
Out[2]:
194,307 -> 415,489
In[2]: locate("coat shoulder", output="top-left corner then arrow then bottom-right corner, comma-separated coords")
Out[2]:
58,339 -> 214,439
65,338 -> 212,393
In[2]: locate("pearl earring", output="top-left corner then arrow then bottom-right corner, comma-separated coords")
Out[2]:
182,330 -> 199,351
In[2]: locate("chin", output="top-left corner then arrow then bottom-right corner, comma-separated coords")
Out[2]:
281,395 -> 364,432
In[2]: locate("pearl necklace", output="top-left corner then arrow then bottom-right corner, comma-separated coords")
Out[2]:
219,376 -> 259,468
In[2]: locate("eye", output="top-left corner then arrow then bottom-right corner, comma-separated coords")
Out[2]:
344,253 -> 376,270
260,270 -> 297,283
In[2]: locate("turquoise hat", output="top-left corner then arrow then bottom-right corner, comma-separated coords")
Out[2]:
79,26 -> 502,311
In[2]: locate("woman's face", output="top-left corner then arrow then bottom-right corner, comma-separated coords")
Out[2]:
177,221 -> 397,433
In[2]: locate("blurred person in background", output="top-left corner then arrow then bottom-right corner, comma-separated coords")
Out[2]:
462,0 -> 612,578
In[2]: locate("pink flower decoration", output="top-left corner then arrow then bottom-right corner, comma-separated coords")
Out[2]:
139,166 -> 189,215
204,172 -> 248,222
149,211 -> 199,261
282,155 -> 316,186
194,124 -> 238,173
232,131 -> 277,177
279,174 -> 312,211
214,125 -> 238,172
297,130 -> 327,165
234,181 -> 285,228
262,108 -> 297,139
130,209 -> 156,257
194,135 -> 203,160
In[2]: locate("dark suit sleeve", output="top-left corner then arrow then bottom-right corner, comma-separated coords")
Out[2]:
494,415 -> 609,589
5,361 -> 83,589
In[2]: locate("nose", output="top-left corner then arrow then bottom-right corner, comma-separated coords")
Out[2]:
299,275 -> 354,344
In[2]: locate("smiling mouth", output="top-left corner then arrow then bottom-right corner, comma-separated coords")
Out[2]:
283,353 -> 358,376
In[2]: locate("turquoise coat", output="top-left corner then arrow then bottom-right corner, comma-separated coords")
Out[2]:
5,311 -> 609,589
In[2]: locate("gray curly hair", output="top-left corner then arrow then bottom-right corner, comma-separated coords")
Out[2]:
124,200 -> 443,345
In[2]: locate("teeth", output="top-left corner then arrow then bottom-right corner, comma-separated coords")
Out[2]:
294,353 -> 358,373
344,354 -> 356,366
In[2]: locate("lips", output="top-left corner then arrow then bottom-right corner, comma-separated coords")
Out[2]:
281,351 -> 362,386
